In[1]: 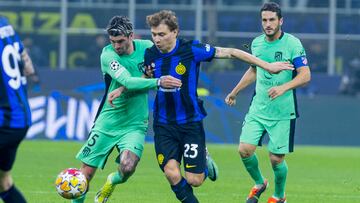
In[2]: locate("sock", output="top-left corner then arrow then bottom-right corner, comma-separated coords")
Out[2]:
203,167 -> 208,180
0,185 -> 26,203
171,178 -> 199,203
272,160 -> 288,198
71,194 -> 85,203
109,172 -> 125,184
241,154 -> 264,185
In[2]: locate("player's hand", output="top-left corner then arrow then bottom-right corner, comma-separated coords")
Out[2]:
108,86 -> 126,107
225,93 -> 237,106
268,85 -> 286,100
158,75 -> 182,88
145,65 -> 155,78
267,61 -> 294,74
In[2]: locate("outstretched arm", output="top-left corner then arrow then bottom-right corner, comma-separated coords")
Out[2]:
225,67 -> 257,106
214,47 -> 293,74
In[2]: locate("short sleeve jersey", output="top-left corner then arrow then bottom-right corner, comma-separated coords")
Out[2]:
0,16 -> 31,128
249,32 -> 308,120
144,39 -> 215,124
93,39 -> 155,135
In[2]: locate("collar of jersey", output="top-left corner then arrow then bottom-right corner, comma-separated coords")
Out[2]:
156,39 -> 180,57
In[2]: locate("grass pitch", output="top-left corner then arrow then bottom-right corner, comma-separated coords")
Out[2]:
13,140 -> 360,203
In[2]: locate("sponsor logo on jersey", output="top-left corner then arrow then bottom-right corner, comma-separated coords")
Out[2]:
175,62 -> 186,75
157,154 -> 164,165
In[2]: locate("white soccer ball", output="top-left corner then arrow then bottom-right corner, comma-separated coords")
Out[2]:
55,168 -> 88,199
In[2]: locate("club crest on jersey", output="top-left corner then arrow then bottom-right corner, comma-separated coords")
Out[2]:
109,60 -> 121,71
274,51 -> 283,61
157,154 -> 164,165
175,62 -> 186,75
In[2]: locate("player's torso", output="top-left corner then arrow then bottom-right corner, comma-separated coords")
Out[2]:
95,40 -> 152,132
250,33 -> 298,120
0,19 -> 31,128
147,39 -> 206,124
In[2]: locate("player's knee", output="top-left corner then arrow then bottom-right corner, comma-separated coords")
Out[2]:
186,176 -> 204,187
238,143 -> 255,158
0,173 -> 13,192
164,164 -> 181,184
119,162 -> 136,180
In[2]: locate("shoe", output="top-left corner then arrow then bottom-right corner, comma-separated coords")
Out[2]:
267,196 -> 287,203
246,179 -> 268,203
206,147 -> 219,181
94,174 -> 117,203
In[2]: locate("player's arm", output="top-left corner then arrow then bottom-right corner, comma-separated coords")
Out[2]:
268,66 -> 311,100
214,47 -> 294,74
113,68 -> 181,91
21,49 -> 35,76
225,66 -> 257,106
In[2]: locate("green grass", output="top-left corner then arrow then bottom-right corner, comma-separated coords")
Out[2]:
13,140 -> 360,203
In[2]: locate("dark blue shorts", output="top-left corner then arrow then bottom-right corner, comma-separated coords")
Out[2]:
153,121 -> 206,174
0,127 -> 28,171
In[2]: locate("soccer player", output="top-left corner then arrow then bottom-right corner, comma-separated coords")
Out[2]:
225,3 -> 311,203
0,15 -> 36,203
143,10 -> 294,202
72,16 -> 181,203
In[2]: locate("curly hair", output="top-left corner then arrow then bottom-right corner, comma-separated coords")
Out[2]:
146,10 -> 179,32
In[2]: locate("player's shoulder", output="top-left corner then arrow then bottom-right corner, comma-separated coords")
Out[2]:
101,44 -> 115,56
250,34 -> 266,49
134,39 -> 153,49
283,32 -> 302,44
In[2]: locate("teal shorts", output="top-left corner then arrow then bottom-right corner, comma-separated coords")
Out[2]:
240,113 -> 296,154
76,126 -> 146,169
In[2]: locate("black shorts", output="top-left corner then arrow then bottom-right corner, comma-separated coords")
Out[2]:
0,127 -> 28,171
153,121 -> 206,174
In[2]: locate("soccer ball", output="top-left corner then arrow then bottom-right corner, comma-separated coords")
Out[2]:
55,168 -> 88,199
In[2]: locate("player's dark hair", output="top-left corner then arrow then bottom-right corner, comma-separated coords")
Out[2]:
146,10 -> 179,32
261,2 -> 282,19
106,16 -> 133,37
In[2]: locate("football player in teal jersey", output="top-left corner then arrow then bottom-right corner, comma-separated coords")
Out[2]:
225,2 -> 311,203
72,16 -> 181,203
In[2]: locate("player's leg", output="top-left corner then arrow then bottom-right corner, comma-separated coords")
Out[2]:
182,121 -> 208,187
0,127 -> 28,203
154,123 -> 198,203
239,114 -> 268,203
95,127 -> 145,203
71,163 -> 97,203
266,119 -> 295,202
75,131 -> 116,203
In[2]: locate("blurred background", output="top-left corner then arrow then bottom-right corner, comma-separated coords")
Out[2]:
1,0 -> 359,146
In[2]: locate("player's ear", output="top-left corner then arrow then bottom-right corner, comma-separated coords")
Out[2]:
279,17 -> 283,26
128,32 -> 134,40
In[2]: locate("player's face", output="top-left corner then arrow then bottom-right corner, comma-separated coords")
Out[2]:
151,23 -> 178,53
109,34 -> 133,55
261,11 -> 283,38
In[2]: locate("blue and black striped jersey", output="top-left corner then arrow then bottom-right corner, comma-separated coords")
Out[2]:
0,16 -> 31,128
144,39 -> 215,124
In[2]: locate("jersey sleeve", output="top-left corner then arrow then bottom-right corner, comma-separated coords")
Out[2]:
290,38 -> 309,69
191,40 -> 215,63
101,52 -> 158,90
